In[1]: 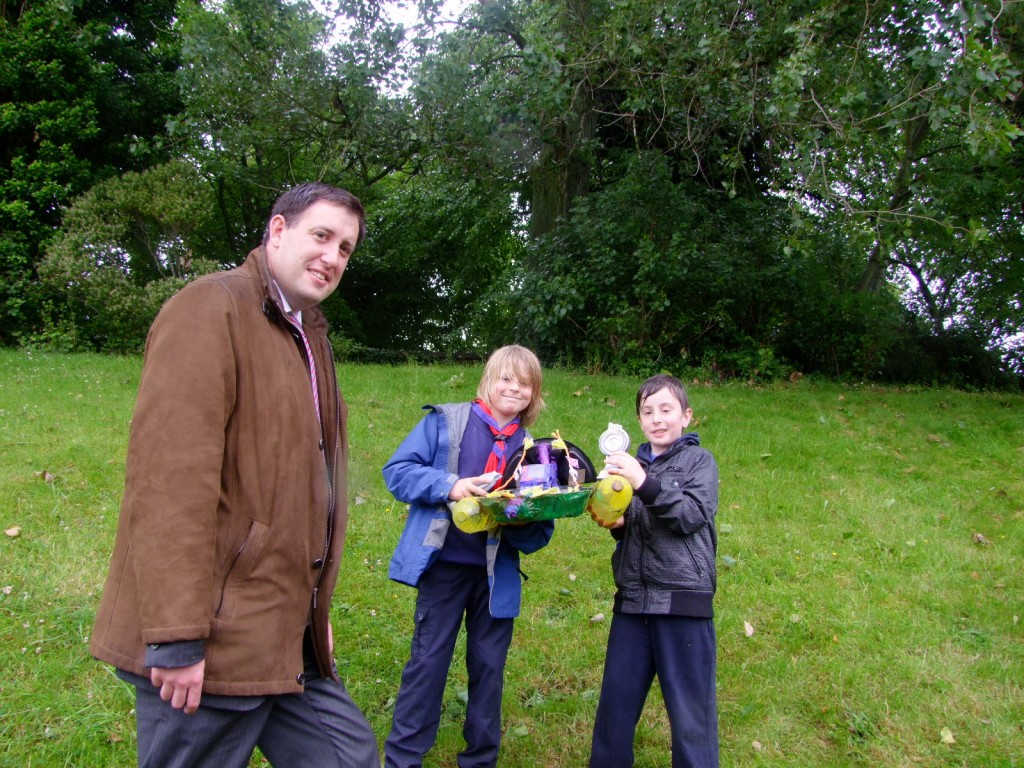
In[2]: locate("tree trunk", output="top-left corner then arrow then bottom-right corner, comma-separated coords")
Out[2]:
857,112 -> 930,293
528,0 -> 595,239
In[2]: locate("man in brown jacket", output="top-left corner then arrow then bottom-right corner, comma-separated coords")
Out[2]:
90,182 -> 379,767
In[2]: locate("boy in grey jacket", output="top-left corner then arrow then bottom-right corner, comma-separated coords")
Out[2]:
589,374 -> 719,768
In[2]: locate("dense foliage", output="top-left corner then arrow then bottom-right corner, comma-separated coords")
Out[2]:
0,0 -> 181,346
3,0 -> 1021,386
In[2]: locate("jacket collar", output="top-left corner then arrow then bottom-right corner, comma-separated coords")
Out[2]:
637,431 -> 700,464
248,246 -> 329,335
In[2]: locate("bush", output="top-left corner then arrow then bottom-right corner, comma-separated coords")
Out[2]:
34,162 -> 228,352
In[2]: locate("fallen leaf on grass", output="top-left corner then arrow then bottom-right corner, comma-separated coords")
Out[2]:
752,740 -> 763,752
5,527 -> 20,538
939,727 -> 955,745
33,470 -> 56,483
973,532 -> 991,547
744,621 -> 755,637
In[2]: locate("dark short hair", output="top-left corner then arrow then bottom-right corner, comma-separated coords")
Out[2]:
262,182 -> 366,246
635,373 -> 689,414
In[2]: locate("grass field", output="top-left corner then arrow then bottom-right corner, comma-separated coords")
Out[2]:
1,349 -> 1022,767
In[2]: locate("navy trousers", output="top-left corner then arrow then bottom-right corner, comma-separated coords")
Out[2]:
132,662 -> 379,768
590,613 -> 719,768
384,561 -> 515,768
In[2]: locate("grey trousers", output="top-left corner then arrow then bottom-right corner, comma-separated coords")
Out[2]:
133,674 -> 380,768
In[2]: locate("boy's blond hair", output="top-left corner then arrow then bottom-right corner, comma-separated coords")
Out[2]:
476,345 -> 545,427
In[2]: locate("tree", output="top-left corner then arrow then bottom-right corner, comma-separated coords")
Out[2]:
173,0 -> 421,249
0,0 -> 181,344
327,166 -> 524,357
169,0 -> 536,356
407,0 -> 1022,381
37,161 -> 222,352
765,1 -> 1023,352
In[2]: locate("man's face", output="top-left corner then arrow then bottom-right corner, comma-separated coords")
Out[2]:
265,200 -> 361,311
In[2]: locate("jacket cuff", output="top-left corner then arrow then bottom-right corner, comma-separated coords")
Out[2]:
636,474 -> 662,505
144,639 -> 205,669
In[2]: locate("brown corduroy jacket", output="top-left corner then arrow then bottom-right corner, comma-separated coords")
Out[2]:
90,247 -> 348,696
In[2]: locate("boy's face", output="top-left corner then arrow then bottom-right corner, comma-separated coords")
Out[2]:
638,386 -> 692,456
488,371 -> 533,426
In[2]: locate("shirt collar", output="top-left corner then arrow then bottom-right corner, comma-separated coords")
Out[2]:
272,279 -> 301,324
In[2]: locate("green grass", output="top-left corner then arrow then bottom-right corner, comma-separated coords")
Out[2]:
1,349 -> 1022,767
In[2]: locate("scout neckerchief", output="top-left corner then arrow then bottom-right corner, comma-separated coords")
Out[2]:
472,399 -> 520,474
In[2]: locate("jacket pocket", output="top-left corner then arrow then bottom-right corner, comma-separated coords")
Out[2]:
682,536 -> 704,578
423,515 -> 450,549
215,519 -> 271,619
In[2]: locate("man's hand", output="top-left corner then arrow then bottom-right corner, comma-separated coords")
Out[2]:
150,660 -> 205,715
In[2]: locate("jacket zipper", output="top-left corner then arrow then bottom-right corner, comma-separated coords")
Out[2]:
313,340 -> 339,586
289,323 -> 336,583
637,462 -> 651,607
309,340 -> 339,671
637,450 -> 673,605
279,302 -> 337,672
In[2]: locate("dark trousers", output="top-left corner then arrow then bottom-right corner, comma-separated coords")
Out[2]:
133,664 -> 379,768
590,613 -> 719,768
384,561 -> 515,768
